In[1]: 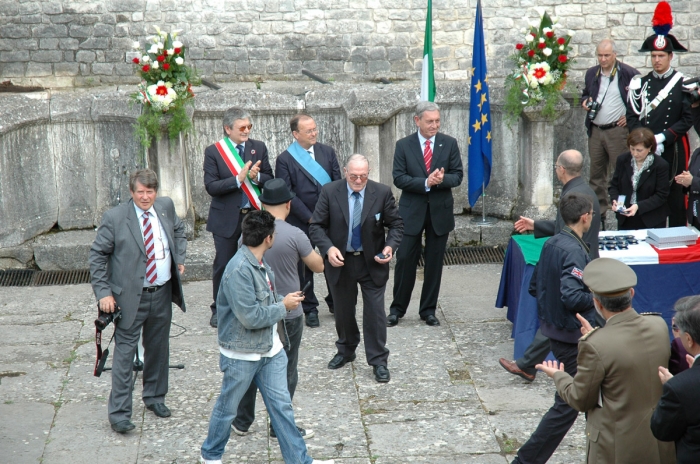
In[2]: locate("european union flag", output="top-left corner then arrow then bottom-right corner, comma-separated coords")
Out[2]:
468,0 -> 492,207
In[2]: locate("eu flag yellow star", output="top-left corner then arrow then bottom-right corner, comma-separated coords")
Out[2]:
475,80 -> 482,92
480,93 -> 487,105
486,131 -> 492,142
481,113 -> 488,124
468,135 -> 472,146
472,120 -> 481,132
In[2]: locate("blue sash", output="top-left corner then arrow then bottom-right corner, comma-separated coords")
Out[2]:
287,141 -> 332,186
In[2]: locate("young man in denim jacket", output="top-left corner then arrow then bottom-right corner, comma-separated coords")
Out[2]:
200,210 -> 333,464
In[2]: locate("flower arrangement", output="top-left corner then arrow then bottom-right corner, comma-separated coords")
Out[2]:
130,26 -> 199,149
504,12 -> 575,122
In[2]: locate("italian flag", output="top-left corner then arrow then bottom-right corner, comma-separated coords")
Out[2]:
420,0 -> 435,102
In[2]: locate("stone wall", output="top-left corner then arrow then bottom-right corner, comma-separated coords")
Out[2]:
1,0 -> 699,88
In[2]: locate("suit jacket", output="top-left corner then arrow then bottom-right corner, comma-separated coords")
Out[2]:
309,179 -> 403,287
204,138 -> 273,238
275,142 -> 341,235
533,176 -> 600,259
651,360 -> 700,464
685,147 -> 700,225
393,132 -> 463,236
609,152 -> 670,229
553,310 -> 675,464
89,198 -> 187,330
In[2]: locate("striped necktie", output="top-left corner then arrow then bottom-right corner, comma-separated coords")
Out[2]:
142,212 -> 158,284
424,139 -> 432,172
351,192 -> 362,251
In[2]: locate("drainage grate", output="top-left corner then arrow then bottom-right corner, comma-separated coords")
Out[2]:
418,245 -> 506,267
0,269 -> 91,287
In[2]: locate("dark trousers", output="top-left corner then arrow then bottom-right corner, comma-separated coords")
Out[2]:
516,329 -> 550,375
513,339 -> 580,464
298,258 -> 334,314
663,141 -> 688,228
330,253 -> 389,366
232,314 -> 304,431
210,213 -> 245,314
108,280 -> 172,424
390,212 -> 448,319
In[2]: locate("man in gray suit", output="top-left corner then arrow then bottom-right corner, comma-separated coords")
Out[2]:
89,169 -> 187,433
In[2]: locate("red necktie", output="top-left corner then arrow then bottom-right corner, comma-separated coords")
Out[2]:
142,212 -> 158,284
424,139 -> 432,173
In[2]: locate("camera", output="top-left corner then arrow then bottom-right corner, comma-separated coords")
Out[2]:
586,100 -> 601,121
95,308 -> 122,330
683,77 -> 700,104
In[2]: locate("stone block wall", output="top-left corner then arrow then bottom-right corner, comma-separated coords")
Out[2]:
1,0 -> 699,88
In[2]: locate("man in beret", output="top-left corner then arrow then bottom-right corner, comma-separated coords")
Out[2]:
536,258 -> 675,464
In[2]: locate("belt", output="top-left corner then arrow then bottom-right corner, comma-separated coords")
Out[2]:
346,251 -> 363,256
143,285 -> 164,293
593,122 -> 617,130
240,208 -> 251,214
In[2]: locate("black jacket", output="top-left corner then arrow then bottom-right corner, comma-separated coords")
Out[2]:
534,176 -> 600,259
204,138 -> 273,238
582,60 -> 638,136
609,152 -> 670,229
686,147 -> 700,225
529,228 -> 595,340
651,361 -> 700,464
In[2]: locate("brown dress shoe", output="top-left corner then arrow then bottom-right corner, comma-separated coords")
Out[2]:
499,358 -> 535,382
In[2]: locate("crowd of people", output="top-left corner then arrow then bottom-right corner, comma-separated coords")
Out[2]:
86,4 -> 700,463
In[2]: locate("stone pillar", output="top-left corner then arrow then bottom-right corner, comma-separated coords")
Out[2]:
517,96 -> 570,220
147,107 -> 196,239
343,88 -> 412,185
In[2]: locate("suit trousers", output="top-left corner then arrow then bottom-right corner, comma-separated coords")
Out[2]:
210,211 -> 245,313
232,314 -> 304,432
298,258 -> 334,314
588,125 -> 628,211
390,210 -> 448,319
330,253 -> 389,366
108,280 -> 173,424
513,339 -> 580,464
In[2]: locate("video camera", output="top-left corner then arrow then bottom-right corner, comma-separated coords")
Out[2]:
683,77 -> 700,104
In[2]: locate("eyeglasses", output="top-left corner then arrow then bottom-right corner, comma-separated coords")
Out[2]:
347,174 -> 368,181
295,128 -> 318,136
588,211 -> 596,216
234,124 -> 253,132
553,164 -> 565,170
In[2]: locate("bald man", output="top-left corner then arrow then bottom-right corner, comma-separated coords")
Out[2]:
582,39 -> 638,220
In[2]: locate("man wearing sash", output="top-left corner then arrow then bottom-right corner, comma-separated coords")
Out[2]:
627,1 -> 694,227
204,107 -> 273,328
276,114 -> 341,328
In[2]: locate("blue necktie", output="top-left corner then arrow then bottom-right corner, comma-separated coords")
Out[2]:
351,192 -> 362,251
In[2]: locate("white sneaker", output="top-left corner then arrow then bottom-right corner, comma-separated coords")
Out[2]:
232,424 -> 254,436
311,460 -> 334,464
200,456 -> 222,464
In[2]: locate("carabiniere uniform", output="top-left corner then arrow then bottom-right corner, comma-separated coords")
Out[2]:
627,1 -> 694,227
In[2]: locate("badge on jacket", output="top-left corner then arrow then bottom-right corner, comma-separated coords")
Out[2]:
571,267 -> 583,279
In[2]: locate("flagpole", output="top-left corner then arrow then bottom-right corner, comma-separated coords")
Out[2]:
472,180 -> 496,226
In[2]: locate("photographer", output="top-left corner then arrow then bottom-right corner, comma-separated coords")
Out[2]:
89,169 -> 187,434
582,39 -> 639,223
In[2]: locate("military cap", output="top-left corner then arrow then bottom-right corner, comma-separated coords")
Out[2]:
639,1 -> 688,53
583,258 -> 637,295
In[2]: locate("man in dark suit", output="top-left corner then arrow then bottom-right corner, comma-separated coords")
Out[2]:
500,150 -> 601,382
276,113 -> 341,328
309,155 -> 403,383
89,169 -> 187,433
203,107 -> 273,328
388,101 -> 463,327
652,295 -> 700,464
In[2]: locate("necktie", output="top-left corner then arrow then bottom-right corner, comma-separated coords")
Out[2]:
237,144 -> 251,208
351,192 -> 362,251
424,139 -> 432,173
236,144 -> 244,158
308,150 -> 314,160
142,212 -> 158,284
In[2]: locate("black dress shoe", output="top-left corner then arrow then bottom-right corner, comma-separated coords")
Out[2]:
147,403 -> 171,418
305,312 -> 320,328
386,314 -> 399,327
373,365 -> 391,383
327,352 -> 356,369
111,420 -> 136,433
424,315 -> 440,326
210,313 -> 218,328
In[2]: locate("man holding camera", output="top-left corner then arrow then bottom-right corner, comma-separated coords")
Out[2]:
582,39 -> 638,220
89,169 -> 187,433
627,3 -> 694,227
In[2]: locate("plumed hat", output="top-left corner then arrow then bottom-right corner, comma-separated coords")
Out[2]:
639,1 -> 687,53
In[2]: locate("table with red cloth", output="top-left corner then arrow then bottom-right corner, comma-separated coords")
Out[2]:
496,231 -> 700,359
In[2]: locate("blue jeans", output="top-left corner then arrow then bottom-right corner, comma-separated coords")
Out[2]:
201,350 -> 312,464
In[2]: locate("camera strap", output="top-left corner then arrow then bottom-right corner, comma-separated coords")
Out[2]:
93,326 -> 116,377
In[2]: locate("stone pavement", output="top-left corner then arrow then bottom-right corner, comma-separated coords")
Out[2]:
0,264 -> 587,464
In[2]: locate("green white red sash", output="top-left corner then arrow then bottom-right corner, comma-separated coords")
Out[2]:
214,137 -> 262,210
